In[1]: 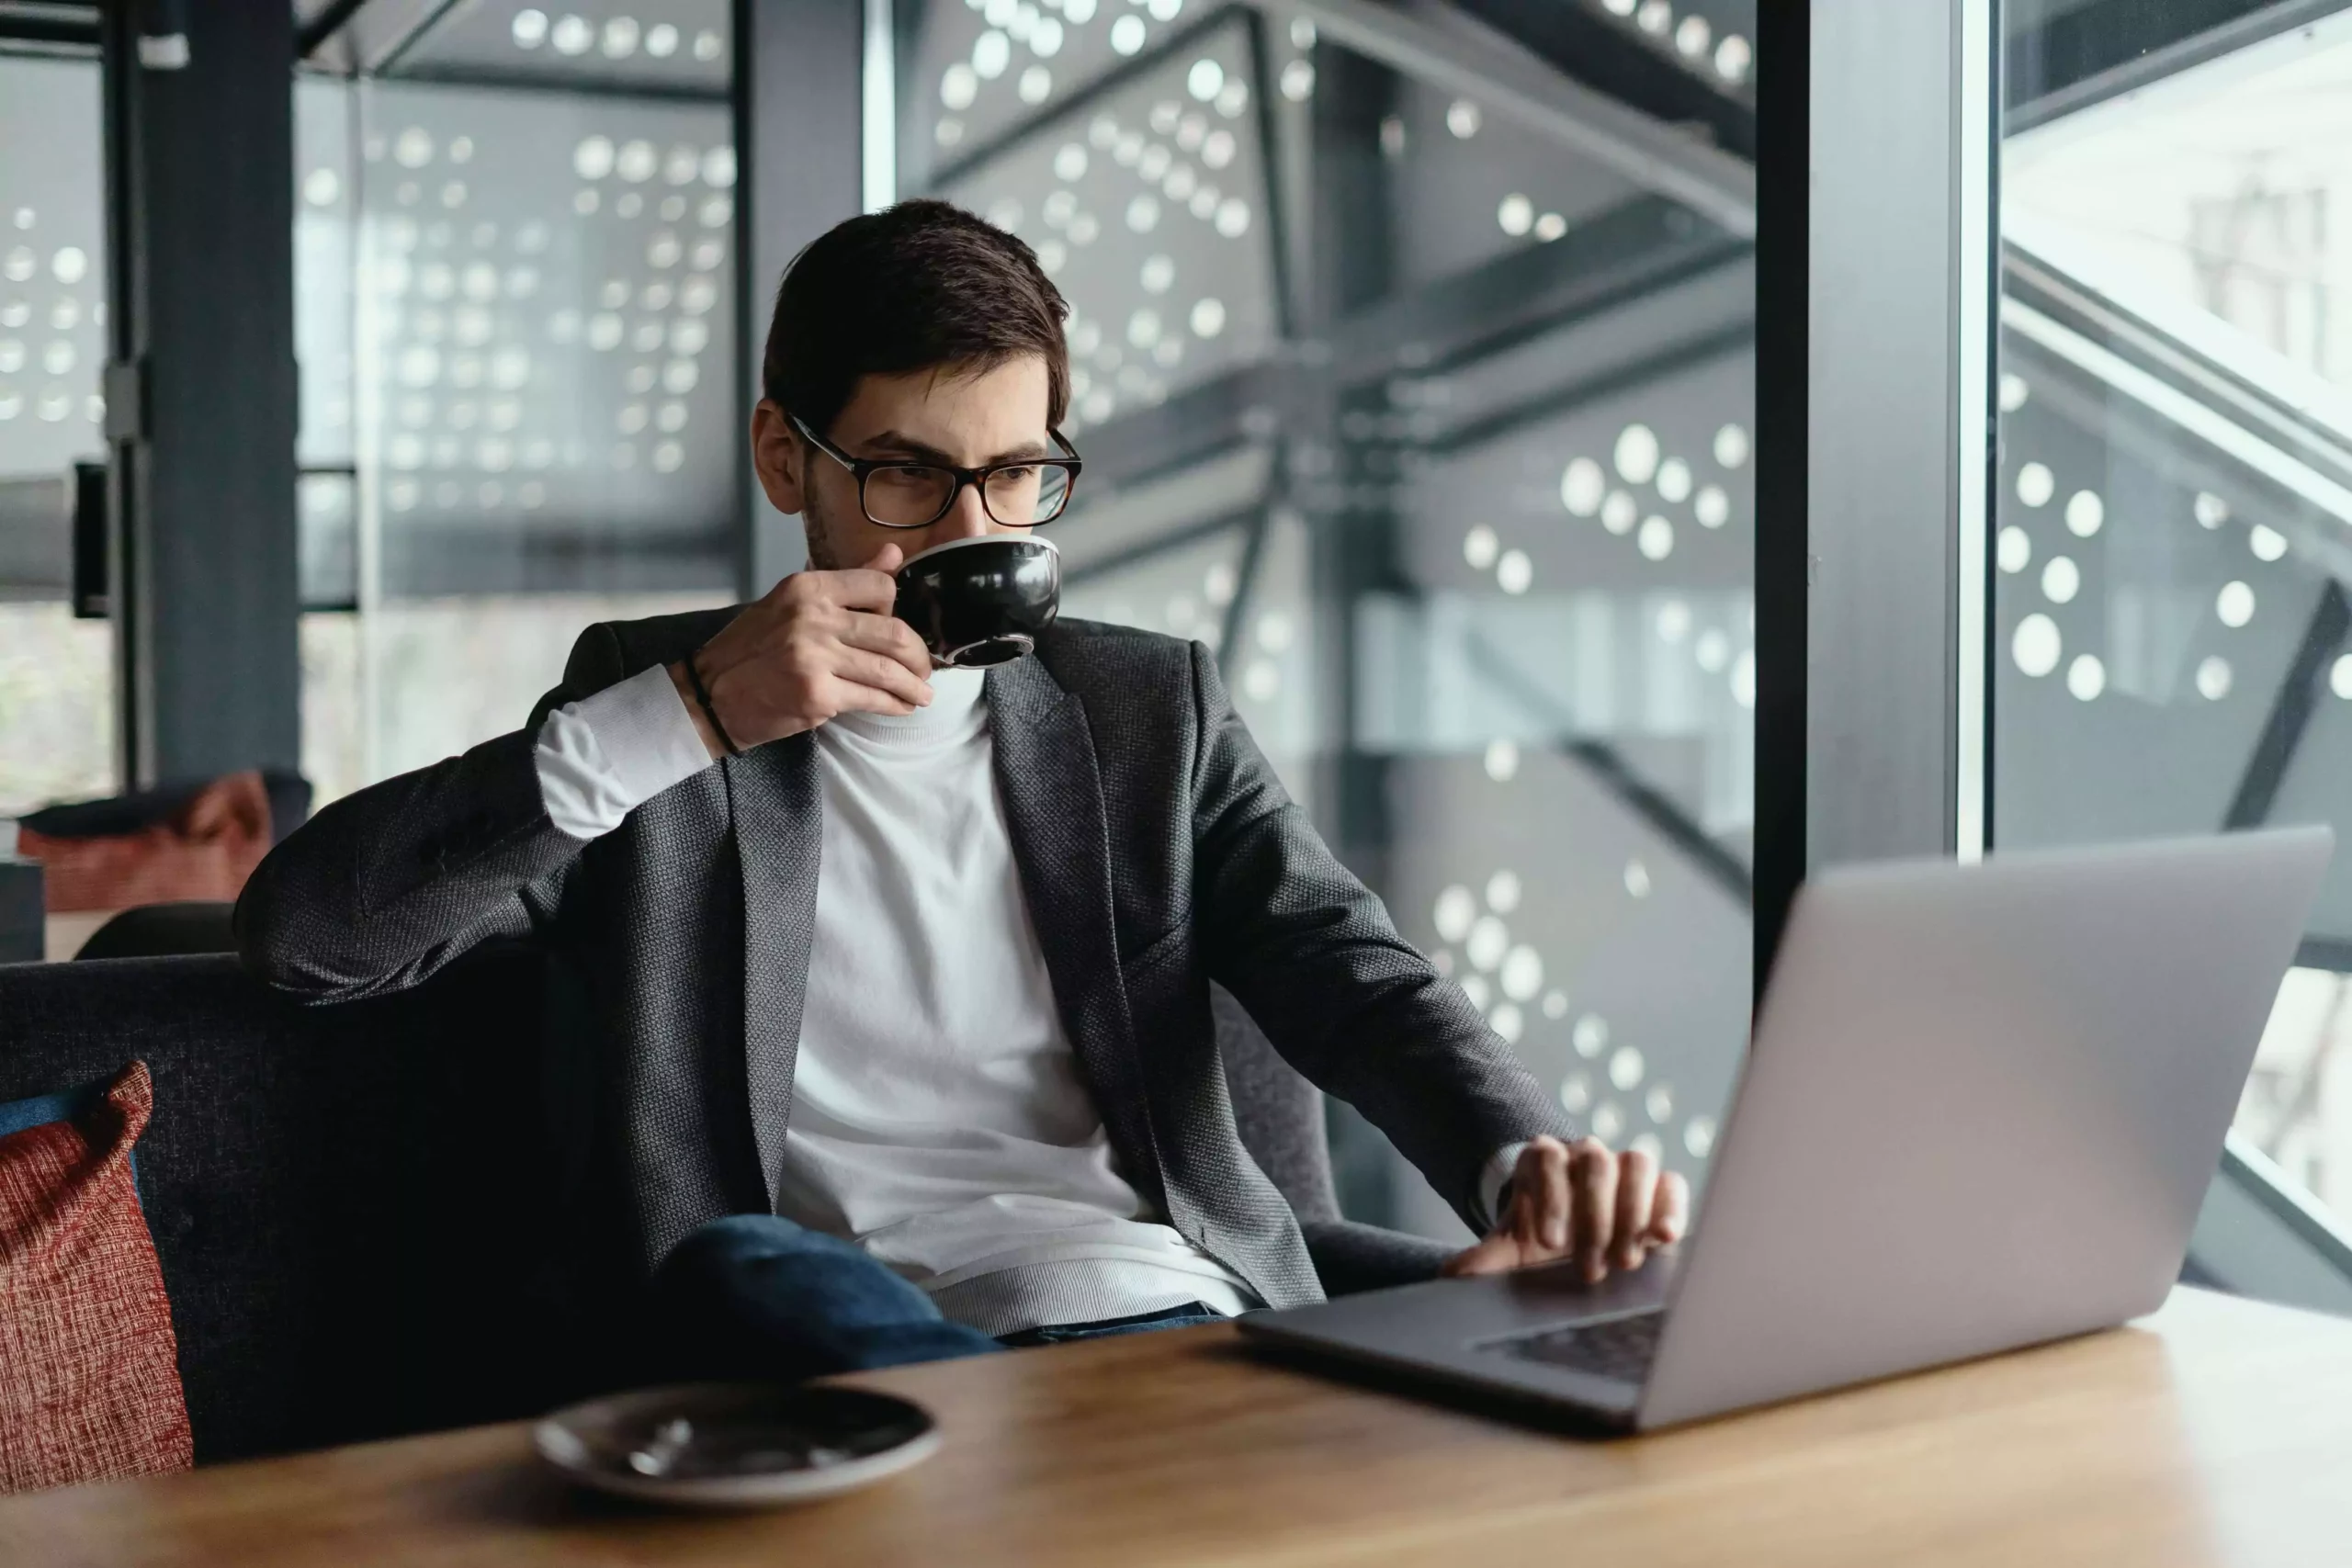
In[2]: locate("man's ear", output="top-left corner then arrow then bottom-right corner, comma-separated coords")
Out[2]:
751,400 -> 805,515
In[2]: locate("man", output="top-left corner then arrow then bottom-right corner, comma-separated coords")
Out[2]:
237,199 -> 1685,1377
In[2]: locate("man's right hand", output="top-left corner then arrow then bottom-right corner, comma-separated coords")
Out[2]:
667,544 -> 934,759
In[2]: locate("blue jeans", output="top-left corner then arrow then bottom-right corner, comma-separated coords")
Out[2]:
652,1214 -> 1224,1382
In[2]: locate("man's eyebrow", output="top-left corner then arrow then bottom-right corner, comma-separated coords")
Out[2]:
857,429 -> 1054,466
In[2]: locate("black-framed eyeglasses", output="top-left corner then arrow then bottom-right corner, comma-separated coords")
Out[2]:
790,414 -> 1082,530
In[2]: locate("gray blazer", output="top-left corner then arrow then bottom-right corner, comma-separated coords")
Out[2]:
233,610 -> 1570,1309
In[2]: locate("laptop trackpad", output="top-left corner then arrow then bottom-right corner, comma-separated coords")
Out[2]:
1252,1247 -> 1680,1349
1480,1249 -> 1679,1329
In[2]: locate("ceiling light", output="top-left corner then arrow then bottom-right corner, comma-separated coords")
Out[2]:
2064,490 -> 2104,537
2040,555 -> 2078,604
2016,461 -> 2053,508
2011,613 -> 2061,677
2216,581 -> 2255,627
1560,457 -> 1605,515
1996,525 -> 2030,573
1614,423 -> 1660,484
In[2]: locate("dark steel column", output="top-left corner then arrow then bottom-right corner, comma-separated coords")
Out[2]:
1748,0 -> 1807,995
103,1 -> 300,787
1301,40 -> 1405,1226
734,0 -> 868,597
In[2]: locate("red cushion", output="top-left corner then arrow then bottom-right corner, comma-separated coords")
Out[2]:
0,1062 -> 193,1493
17,770 -> 274,913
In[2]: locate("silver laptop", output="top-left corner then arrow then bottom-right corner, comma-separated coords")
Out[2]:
1239,828 -> 2333,1431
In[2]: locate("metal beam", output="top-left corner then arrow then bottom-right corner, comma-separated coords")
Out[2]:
2223,582 -> 2352,831
2006,248 -> 2352,506
1455,626 -> 1756,906
2007,0 -> 2342,134
1325,197 -> 1748,389
1256,0 -> 1756,239
1064,202 -> 1753,500
2187,1133 -> 2352,1316
1214,508 -> 1272,673
299,0 -> 458,75
2001,261 -> 2352,595
1444,0 -> 1755,158
0,2 -> 98,52
355,62 -> 729,103
295,0 -> 372,62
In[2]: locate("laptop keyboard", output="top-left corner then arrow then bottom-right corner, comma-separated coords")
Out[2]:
1483,1311 -> 1665,1382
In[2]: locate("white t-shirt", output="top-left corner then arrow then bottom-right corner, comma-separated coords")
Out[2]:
536,660 -> 1257,1335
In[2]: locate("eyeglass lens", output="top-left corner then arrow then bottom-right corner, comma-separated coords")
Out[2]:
863,463 -> 1072,528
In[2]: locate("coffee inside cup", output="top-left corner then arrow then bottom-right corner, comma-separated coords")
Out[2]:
891,536 -> 1060,669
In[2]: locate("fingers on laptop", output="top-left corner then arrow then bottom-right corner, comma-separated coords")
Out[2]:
1568,1138 -> 1617,1282
1612,1144 -> 1657,1271
1443,1136 -> 1686,1279
1548,1135 -> 1687,1280
1530,1136 -> 1573,1250
1645,1168 -> 1690,1251
1441,1232 -> 1504,1276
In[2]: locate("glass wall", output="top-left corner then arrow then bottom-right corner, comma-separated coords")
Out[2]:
901,0 -> 1758,1235
294,6 -> 738,806
1997,11 -> 2352,1227
0,55 -> 112,818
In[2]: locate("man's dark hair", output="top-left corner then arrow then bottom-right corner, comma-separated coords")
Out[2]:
762,198 -> 1071,437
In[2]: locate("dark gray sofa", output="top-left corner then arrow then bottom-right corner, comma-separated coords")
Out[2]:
0,944 -> 1450,1464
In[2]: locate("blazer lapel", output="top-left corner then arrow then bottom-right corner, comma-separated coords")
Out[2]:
727,730 -> 822,1211
986,654 -> 1168,1212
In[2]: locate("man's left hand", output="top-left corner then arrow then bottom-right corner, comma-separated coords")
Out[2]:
1442,1135 -> 1690,1282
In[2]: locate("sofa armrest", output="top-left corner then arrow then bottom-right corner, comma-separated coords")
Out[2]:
1299,1218 -> 1457,1298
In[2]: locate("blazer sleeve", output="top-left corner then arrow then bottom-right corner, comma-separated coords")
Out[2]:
232,622 -> 632,1003
1185,641 -> 1575,1230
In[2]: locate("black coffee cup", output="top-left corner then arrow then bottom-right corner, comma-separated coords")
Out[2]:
891,536 -> 1060,669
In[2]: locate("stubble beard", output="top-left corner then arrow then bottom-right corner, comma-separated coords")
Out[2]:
801,487 -> 850,573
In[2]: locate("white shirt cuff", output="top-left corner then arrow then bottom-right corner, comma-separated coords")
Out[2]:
1476,1142 -> 1530,1233
535,662 -> 715,840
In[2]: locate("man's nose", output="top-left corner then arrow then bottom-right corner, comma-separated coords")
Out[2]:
933,481 -> 994,541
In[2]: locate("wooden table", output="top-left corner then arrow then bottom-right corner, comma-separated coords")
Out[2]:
6,1288 -> 2351,1566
